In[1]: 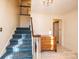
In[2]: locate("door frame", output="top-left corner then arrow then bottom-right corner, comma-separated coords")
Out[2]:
53,21 -> 59,44
53,19 -> 63,46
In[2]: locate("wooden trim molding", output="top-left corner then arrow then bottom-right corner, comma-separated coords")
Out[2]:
33,35 -> 41,37
20,5 -> 31,7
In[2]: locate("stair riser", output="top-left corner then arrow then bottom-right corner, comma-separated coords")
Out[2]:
16,28 -> 30,31
10,42 -> 18,45
15,31 -> 31,34
13,34 -> 31,37
13,35 -> 22,38
16,30 -> 31,32
13,37 -> 22,39
12,37 -> 31,39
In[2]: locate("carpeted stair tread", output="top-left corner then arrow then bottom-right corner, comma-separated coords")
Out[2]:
10,42 -> 32,46
15,30 -> 31,34
10,38 -> 31,42
12,51 -> 32,56
18,47 -> 32,51
18,44 -> 32,48
0,27 -> 32,59
7,44 -> 32,49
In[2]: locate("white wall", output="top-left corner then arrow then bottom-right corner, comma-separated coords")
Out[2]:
0,0 -> 19,57
20,16 -> 31,27
62,9 -> 78,53
31,13 -> 53,35
31,13 -> 64,36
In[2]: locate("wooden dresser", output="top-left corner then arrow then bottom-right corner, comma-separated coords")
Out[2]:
41,35 -> 57,52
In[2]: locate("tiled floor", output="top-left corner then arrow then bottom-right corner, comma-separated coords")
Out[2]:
36,45 -> 78,59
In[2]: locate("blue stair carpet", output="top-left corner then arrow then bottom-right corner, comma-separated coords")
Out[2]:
0,27 -> 32,59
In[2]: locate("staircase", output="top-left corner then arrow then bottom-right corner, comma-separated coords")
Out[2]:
1,27 -> 32,59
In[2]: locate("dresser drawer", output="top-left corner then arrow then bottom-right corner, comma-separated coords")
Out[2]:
41,35 -> 57,52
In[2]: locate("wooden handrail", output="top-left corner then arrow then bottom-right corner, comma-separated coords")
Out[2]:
33,35 -> 41,37
30,17 -> 41,38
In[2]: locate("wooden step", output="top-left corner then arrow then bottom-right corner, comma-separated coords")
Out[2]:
20,5 -> 31,8
19,14 -> 30,16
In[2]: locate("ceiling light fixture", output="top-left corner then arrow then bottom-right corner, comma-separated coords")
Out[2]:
42,0 -> 53,6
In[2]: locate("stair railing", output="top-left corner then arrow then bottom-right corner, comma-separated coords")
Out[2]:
30,17 -> 41,59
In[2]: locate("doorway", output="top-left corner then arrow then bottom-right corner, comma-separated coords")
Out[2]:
53,21 -> 59,44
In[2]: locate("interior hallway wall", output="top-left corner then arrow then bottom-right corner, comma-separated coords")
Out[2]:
62,9 -> 78,53
31,13 -> 53,35
20,16 -> 31,27
0,0 -> 19,57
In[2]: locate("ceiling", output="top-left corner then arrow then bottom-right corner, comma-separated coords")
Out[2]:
31,0 -> 78,15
